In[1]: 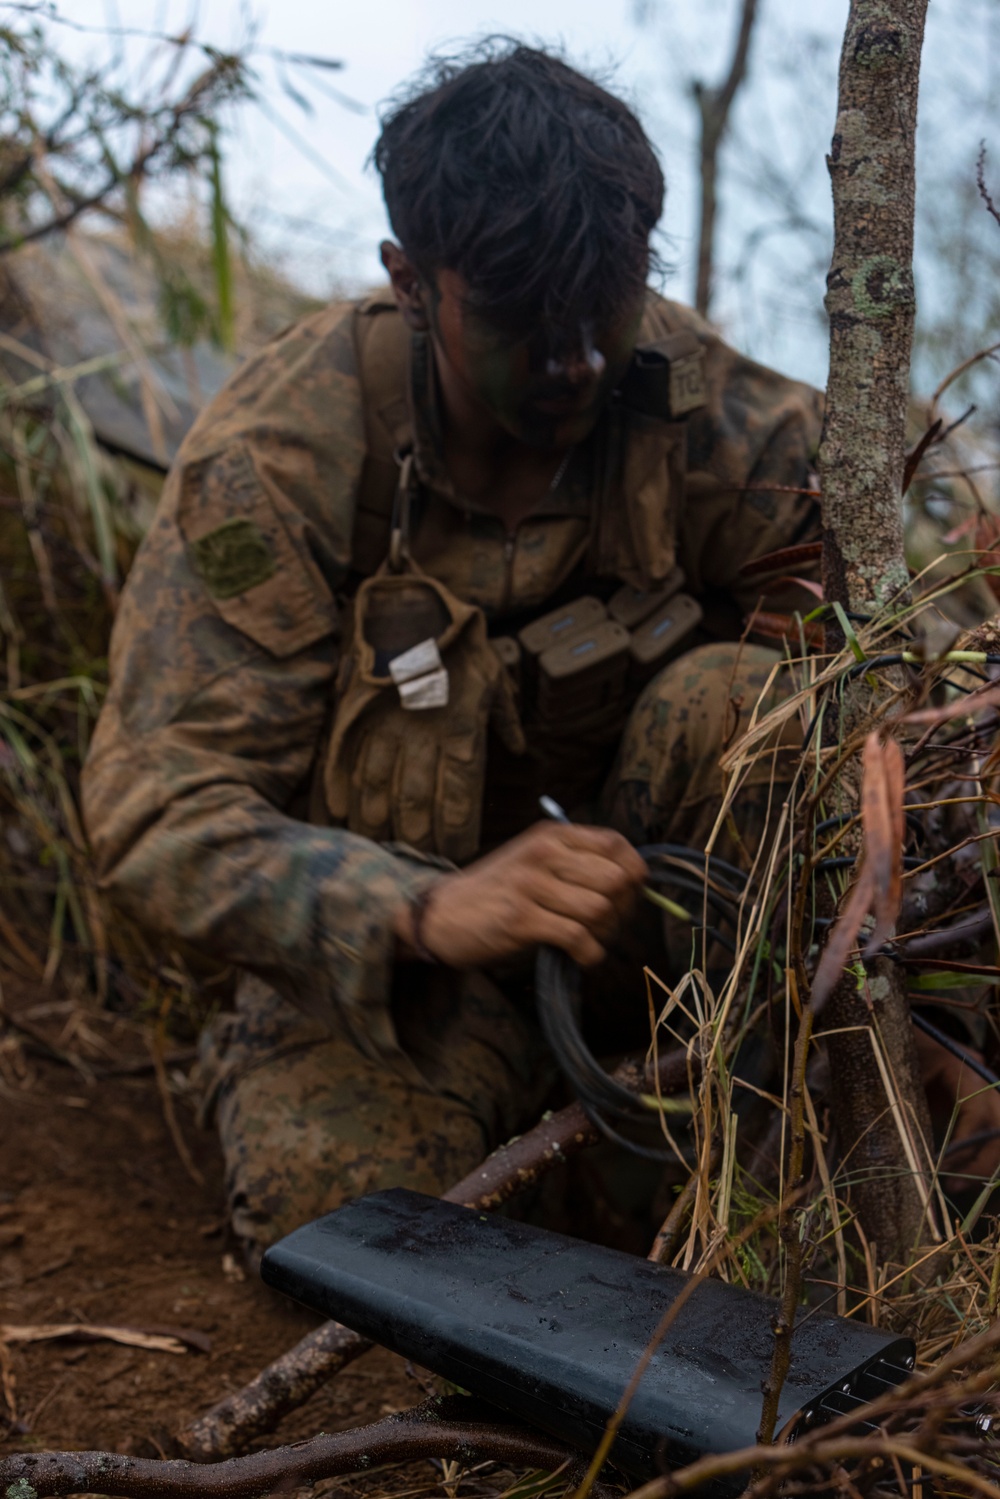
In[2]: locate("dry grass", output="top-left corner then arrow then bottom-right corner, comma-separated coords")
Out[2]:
3,259 -> 1000,1493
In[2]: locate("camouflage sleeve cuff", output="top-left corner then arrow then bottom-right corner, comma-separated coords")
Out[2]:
304,835 -> 449,1065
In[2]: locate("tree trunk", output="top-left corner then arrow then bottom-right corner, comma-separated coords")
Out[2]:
820,0 -> 925,613
817,0 -> 934,1264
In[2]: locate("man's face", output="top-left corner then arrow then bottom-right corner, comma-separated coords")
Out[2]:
428,267 -> 646,450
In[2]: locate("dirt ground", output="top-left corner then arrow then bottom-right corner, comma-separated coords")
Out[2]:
0,971 -> 421,1468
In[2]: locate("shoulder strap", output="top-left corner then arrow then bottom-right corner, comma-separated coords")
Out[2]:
350,296 -> 707,593
351,294 -> 413,575
589,331 -> 707,589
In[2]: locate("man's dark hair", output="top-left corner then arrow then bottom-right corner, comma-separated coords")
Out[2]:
373,40 -> 665,338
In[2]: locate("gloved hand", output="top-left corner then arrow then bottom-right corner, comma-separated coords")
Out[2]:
324,563 -> 524,863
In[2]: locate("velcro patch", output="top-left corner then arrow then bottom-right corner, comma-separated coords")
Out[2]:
669,347 -> 706,417
189,517 -> 276,599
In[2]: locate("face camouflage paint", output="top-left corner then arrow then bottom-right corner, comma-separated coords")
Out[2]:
428,269 -> 646,449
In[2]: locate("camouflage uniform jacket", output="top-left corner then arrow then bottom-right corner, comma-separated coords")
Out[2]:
82,288 -> 822,1064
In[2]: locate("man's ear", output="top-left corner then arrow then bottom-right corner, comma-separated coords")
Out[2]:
380,241 -> 431,332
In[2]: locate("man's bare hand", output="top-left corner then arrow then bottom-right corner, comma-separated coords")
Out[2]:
393,821 -> 647,969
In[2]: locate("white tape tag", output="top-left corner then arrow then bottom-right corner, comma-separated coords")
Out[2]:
399,667 -> 449,710
389,637 -> 443,686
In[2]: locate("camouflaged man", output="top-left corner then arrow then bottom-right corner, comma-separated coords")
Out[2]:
82,43 -> 824,1258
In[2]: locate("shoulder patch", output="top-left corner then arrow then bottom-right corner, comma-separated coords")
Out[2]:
189,517 -> 276,599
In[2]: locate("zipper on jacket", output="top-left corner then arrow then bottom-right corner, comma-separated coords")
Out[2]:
500,530 -> 516,615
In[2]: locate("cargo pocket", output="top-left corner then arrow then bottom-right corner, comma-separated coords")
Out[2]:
179,445 -> 336,658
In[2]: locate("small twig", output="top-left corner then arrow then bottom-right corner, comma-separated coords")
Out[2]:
0,903 -> 46,978
181,1317 -> 374,1461
0,1340 -> 16,1425
756,974 -> 813,1448
976,141 -> 1000,230
0,1396 -> 579,1499
25,1371 -> 68,1432
929,333 -> 1000,424
897,906 -> 995,956
646,1149 -> 720,1266
902,417 -> 943,495
0,1000 -> 95,1082
629,1432 -> 994,1499
147,1021 -> 203,1190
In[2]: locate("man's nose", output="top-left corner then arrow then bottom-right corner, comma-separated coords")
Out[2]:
545,332 -> 606,385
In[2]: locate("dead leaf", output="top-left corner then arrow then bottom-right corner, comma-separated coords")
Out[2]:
809,735 -> 906,1008
0,1323 -> 186,1355
738,541 -> 823,578
745,610 -> 824,647
942,514 -> 979,545
861,734 -> 905,955
768,575 -> 825,600
810,863 -> 876,1014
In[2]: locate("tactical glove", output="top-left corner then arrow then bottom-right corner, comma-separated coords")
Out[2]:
324,563 -> 525,864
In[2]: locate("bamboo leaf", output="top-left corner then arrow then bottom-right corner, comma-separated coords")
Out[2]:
208,126 -> 234,353
61,389 -> 117,591
909,971 -> 1000,990
641,885 -> 694,922
832,601 -> 866,662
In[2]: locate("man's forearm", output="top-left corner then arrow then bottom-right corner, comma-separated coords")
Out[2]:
84,745 -> 442,1045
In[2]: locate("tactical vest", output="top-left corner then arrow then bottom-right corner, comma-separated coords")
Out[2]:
322,294 -> 710,860
349,290 -> 706,590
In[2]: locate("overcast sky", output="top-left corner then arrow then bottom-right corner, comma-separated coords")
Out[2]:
37,0 -> 1000,395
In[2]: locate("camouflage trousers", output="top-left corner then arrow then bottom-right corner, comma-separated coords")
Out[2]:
201,642 -> 799,1257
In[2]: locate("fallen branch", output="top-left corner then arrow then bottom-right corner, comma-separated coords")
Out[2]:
897,906 -> 994,957
147,1026 -> 204,1189
179,1047 -> 691,1460
179,1319 -> 372,1461
0,1396 -> 580,1499
1,1324 -> 187,1356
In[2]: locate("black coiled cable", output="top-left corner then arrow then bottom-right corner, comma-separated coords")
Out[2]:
535,843 -> 745,1159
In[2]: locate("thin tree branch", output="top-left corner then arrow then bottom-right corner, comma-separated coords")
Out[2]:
976,141 -> 1000,230
0,56 -> 241,255
715,0 -> 760,121
693,0 -> 760,317
0,1397 -> 580,1499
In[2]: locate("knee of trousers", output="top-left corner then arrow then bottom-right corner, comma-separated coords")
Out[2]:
621,641 -> 792,778
606,641 -> 799,836
216,1037 -> 492,1256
